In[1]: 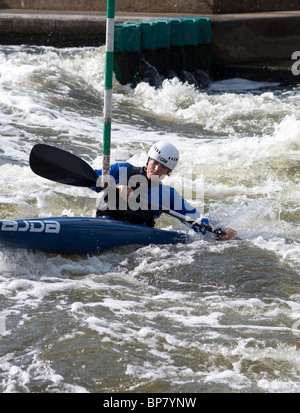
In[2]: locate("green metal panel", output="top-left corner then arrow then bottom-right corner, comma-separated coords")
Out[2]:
122,22 -> 141,52
170,18 -> 184,47
155,20 -> 171,49
181,17 -> 198,46
113,17 -> 212,85
140,20 -> 157,51
197,17 -> 212,45
114,23 -> 124,52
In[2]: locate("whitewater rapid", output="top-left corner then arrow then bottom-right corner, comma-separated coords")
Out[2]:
0,45 -> 299,393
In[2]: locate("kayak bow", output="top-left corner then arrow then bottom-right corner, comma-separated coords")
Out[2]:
0,216 -> 186,255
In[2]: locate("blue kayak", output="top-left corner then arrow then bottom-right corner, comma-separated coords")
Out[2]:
0,217 -> 186,255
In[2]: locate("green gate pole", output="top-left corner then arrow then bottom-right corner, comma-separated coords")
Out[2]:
101,0 -> 115,188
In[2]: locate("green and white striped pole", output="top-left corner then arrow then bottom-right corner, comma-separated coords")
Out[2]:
102,0 -> 115,188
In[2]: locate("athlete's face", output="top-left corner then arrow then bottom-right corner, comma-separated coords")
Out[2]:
146,158 -> 172,181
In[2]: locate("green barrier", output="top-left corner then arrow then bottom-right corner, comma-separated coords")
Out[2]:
114,23 -> 123,53
180,17 -> 212,72
114,22 -> 141,52
114,22 -> 140,84
197,17 -> 211,44
168,19 -> 185,75
122,22 -> 141,52
170,18 -> 184,47
155,19 -> 171,49
113,17 -> 211,85
140,20 -> 157,51
181,17 -> 211,46
182,17 -> 199,46
114,17 -> 211,52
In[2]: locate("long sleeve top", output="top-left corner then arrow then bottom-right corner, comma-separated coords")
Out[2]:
91,162 -> 210,233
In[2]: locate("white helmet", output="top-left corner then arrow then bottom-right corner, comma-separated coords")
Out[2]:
147,141 -> 179,170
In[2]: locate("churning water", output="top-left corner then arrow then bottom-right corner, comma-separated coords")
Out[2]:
0,45 -> 299,393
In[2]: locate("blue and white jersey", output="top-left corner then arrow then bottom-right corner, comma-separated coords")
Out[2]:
91,163 -> 210,233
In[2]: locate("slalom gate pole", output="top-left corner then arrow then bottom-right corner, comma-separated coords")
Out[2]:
102,0 -> 115,188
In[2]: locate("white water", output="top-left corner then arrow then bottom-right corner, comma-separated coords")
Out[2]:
0,45 -> 299,393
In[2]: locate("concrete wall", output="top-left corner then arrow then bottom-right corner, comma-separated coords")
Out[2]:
0,0 -> 299,14
212,12 -> 300,64
211,0 -> 300,13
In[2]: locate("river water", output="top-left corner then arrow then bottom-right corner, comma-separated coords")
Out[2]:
0,45 -> 299,393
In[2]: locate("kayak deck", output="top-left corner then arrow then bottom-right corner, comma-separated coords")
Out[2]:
0,217 -> 186,255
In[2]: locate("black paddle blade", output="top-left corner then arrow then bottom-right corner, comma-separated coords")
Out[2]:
29,144 -> 99,187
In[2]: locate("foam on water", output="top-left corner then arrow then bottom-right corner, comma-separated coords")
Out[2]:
0,45 -> 300,393
131,78 -> 300,137
0,240 -> 300,392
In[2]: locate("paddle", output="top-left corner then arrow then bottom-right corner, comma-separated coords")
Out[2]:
29,144 -> 226,237
151,204 -> 226,238
29,144 -> 99,187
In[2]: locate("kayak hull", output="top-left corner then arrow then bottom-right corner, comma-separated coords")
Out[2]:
0,217 -> 186,255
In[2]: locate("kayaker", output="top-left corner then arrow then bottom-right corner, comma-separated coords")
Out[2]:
92,141 -> 238,240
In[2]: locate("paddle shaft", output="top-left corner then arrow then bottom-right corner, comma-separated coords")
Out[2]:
148,200 -> 226,237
